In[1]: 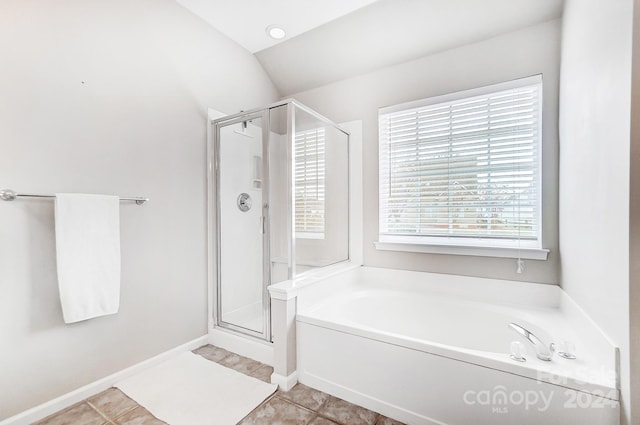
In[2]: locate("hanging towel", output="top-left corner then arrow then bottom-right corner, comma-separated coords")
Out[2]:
54,193 -> 121,323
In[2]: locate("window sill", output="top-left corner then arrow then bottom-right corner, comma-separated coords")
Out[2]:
374,241 -> 549,260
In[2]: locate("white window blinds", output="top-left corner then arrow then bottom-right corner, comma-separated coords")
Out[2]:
379,76 -> 542,247
295,128 -> 325,235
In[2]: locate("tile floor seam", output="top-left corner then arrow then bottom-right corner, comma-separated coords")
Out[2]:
304,412 -> 320,425
86,390 -> 139,422
272,393 -> 312,413
248,363 -> 265,374
217,353 -> 232,363
82,399 -> 111,422
85,401 -> 111,423
109,404 -> 140,422
315,397 -> 330,415
276,396 -> 316,414
265,395 -> 316,422
315,400 -> 380,425
315,411 -> 346,424
311,414 -> 341,425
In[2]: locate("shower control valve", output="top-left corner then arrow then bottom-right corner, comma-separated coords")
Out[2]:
237,193 -> 252,212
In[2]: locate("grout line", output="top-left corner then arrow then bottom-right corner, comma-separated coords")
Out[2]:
212,350 -> 233,363
316,395 -> 329,414
87,389 -> 141,423
85,401 -> 110,423
305,413 -> 319,425
271,394 -> 337,424
109,404 -> 141,422
312,395 -> 382,425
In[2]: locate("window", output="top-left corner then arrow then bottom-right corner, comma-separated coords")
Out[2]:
378,76 -> 546,258
295,127 -> 325,238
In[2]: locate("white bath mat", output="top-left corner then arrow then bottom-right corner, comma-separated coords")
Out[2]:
116,351 -> 276,425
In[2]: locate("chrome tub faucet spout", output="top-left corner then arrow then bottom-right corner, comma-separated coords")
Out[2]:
508,322 -> 555,361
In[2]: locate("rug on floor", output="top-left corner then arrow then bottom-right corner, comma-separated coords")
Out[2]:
116,351 -> 276,425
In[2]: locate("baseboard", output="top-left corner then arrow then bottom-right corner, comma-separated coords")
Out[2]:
270,371 -> 298,391
0,335 -> 208,425
208,327 -> 274,366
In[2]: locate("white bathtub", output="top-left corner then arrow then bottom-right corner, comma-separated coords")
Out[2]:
295,266 -> 619,425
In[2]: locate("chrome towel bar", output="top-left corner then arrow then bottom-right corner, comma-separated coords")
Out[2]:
0,189 -> 148,205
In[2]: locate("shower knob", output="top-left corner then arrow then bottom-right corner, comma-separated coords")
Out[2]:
237,193 -> 252,212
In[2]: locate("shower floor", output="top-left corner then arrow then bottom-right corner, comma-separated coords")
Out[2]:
222,301 -> 263,333
33,345 -> 405,425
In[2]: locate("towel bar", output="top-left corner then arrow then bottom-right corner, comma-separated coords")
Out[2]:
0,189 -> 148,205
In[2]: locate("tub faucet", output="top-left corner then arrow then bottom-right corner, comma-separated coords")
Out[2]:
508,323 -> 555,361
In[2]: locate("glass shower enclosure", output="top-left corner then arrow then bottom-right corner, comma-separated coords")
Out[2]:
210,100 -> 349,341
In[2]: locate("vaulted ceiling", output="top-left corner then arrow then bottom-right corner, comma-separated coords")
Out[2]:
177,0 -> 564,96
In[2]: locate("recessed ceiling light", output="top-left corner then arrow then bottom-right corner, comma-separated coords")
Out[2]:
266,25 -> 286,40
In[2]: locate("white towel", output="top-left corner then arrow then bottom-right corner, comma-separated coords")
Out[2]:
54,193 -> 121,323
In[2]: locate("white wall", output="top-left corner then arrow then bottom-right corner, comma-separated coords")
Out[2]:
290,20 -> 562,284
0,0 -> 277,419
558,0 -> 633,423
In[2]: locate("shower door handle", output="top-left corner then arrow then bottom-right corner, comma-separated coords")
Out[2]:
260,215 -> 265,234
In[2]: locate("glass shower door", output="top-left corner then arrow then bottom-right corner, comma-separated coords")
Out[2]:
215,112 -> 270,340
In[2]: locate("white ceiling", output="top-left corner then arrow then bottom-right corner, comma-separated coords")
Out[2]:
175,0 -> 380,53
177,0 -> 564,96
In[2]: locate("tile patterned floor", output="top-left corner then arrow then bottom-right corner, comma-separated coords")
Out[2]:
33,345 -> 405,425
